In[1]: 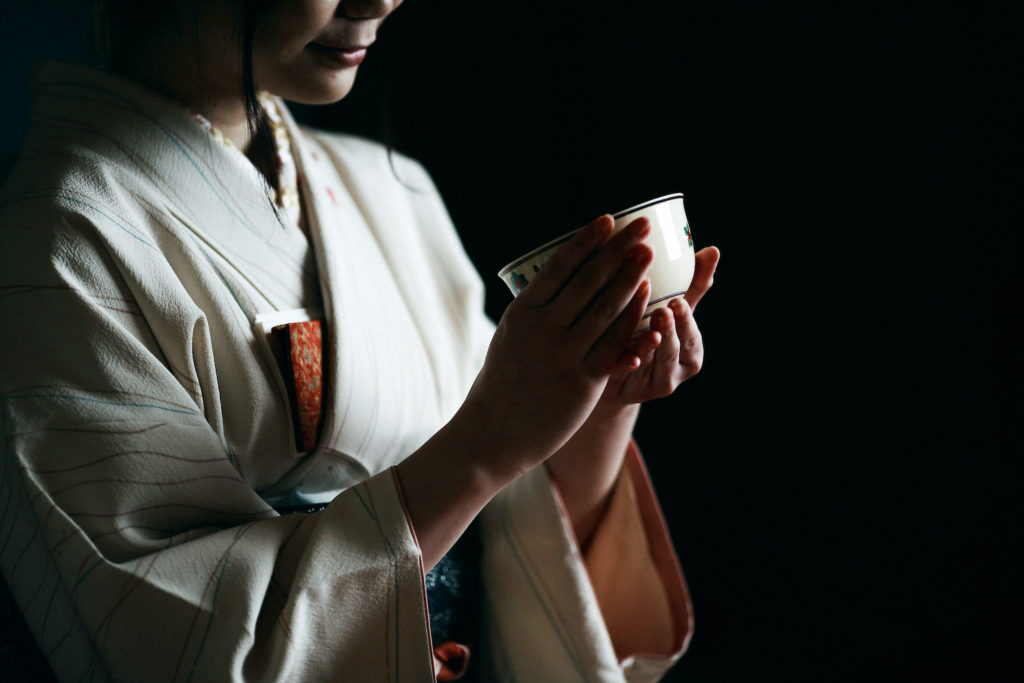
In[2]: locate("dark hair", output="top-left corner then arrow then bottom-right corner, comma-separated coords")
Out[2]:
238,0 -> 281,200
98,0 -> 280,203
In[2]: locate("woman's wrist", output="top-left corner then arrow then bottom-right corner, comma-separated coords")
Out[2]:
546,401 -> 640,550
394,404 -> 531,571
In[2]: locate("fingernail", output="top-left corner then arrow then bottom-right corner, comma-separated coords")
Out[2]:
660,310 -> 674,330
621,353 -> 641,371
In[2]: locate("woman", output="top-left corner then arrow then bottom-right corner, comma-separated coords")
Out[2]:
0,1 -> 720,680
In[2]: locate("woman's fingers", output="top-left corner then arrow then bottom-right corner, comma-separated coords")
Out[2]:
684,246 -> 720,312
559,220 -> 652,333
584,279 -> 651,373
614,326 -> 661,375
515,214 -> 614,307
561,216 -> 647,307
670,298 -> 704,378
649,307 -> 683,397
554,218 -> 651,322
570,240 -> 653,344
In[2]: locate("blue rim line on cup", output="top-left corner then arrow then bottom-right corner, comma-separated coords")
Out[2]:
497,193 -> 685,278
610,192 -> 685,220
640,289 -> 688,318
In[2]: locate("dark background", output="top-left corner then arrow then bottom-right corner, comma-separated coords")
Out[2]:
2,1 -> 1020,681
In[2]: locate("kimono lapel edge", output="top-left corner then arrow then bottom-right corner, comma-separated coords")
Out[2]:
272,101 -> 354,474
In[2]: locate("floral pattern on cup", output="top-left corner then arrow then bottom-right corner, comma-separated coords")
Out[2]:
510,270 -> 529,294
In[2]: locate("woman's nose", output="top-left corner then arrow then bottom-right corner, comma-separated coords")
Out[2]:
339,0 -> 401,21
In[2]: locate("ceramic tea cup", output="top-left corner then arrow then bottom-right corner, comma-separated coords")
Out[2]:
498,193 -> 695,330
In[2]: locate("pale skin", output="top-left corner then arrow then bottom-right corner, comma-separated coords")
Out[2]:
108,0 -> 722,582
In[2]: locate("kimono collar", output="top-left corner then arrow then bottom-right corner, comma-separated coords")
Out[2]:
188,99 -> 302,228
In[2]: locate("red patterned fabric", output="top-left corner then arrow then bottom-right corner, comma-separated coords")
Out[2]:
433,641 -> 470,681
271,320 -> 324,452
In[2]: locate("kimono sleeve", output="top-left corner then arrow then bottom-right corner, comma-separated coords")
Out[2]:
0,200 -> 435,681
477,445 -> 693,683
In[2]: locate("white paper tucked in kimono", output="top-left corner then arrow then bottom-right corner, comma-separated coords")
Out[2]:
0,63 -> 692,682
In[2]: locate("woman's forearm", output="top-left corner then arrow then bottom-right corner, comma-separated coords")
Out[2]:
393,411 -> 523,572
545,402 -> 640,551
395,399 -> 639,572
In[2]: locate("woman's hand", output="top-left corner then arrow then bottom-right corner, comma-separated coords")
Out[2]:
602,245 -> 720,405
397,214 -> 657,570
458,214 -> 657,477
545,246 -> 720,550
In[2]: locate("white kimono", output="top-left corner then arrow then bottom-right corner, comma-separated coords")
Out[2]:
0,63 -> 692,682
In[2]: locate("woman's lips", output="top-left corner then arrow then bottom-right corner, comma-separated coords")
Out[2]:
308,43 -> 368,67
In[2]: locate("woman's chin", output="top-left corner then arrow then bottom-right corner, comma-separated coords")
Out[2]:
264,69 -> 359,105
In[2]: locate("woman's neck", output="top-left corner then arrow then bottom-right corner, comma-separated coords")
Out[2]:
107,37 -> 252,151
